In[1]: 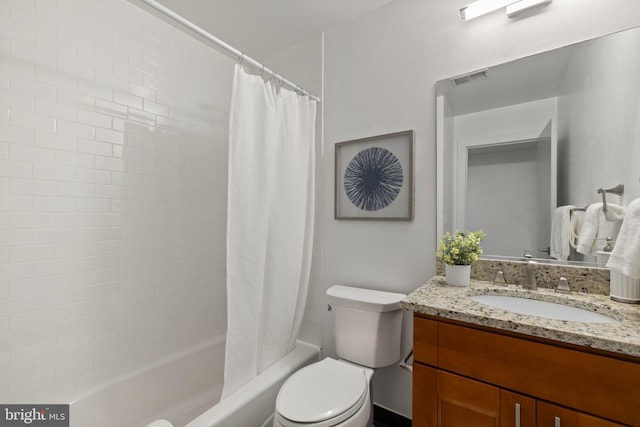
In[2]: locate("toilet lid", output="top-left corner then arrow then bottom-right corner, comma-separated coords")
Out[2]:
276,358 -> 368,424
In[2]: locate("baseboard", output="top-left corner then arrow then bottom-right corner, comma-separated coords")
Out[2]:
373,404 -> 411,427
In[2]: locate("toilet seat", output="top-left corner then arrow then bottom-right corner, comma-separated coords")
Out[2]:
275,358 -> 369,427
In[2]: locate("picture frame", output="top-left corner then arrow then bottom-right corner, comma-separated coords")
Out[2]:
334,130 -> 414,220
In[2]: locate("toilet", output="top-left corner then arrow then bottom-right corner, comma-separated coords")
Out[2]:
273,285 -> 406,427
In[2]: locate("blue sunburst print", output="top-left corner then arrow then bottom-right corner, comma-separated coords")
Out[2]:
344,147 -> 403,211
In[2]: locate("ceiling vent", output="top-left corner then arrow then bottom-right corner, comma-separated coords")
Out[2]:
451,68 -> 489,86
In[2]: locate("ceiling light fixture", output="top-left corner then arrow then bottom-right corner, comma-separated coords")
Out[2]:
506,0 -> 553,18
460,0 -> 552,20
460,0 -> 516,20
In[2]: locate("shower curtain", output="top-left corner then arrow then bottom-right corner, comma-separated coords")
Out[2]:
222,65 -> 317,398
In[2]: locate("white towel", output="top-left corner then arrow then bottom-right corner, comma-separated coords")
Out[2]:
576,203 -> 607,255
577,202 -> 625,255
604,203 -> 625,222
550,205 -> 574,260
607,198 -> 640,279
569,209 -> 585,249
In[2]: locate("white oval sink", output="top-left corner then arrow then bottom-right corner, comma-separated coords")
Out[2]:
469,295 -> 618,323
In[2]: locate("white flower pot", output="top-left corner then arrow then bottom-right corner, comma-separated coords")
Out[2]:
445,264 -> 471,287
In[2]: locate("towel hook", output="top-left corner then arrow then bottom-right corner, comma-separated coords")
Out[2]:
599,188 -> 609,213
597,184 -> 624,213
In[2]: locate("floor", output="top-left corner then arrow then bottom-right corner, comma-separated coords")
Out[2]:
372,405 -> 412,427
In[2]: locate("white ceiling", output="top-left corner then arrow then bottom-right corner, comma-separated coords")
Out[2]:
149,0 -> 394,60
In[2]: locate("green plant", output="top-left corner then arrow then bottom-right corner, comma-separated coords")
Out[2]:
437,230 -> 485,265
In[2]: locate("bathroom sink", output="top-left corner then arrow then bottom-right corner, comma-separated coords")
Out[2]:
469,294 -> 618,323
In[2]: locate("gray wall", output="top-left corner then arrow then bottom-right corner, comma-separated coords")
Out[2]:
322,0 -> 640,417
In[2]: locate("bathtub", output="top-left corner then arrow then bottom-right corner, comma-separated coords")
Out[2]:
185,341 -> 319,427
70,336 -> 319,427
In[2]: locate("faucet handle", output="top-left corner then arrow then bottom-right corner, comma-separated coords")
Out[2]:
523,260 -> 538,290
555,277 -> 571,294
493,270 -> 507,286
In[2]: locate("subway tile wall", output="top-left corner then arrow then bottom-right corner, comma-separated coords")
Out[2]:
0,0 -> 231,403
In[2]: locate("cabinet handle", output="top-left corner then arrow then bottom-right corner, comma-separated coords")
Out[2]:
554,416 -> 561,427
515,403 -> 521,427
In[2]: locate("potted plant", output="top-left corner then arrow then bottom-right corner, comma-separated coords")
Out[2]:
437,230 -> 485,286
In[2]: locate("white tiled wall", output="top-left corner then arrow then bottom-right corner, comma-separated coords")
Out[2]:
0,0 -> 231,403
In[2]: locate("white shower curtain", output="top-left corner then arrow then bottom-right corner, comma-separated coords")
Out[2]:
222,65 -> 317,398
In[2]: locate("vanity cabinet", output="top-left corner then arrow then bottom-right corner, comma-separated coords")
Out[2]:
412,315 -> 638,427
501,390 -> 535,427
437,369 -> 500,427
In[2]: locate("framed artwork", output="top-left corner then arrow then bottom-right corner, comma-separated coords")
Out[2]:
334,130 -> 414,220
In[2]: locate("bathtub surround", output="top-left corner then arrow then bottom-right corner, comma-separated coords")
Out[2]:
0,0 -> 231,404
223,65 -> 317,398
72,335 -> 225,427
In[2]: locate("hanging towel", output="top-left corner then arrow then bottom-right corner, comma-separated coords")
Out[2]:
607,198 -> 640,279
550,205 -> 575,260
604,203 -> 625,222
576,203 -> 607,255
576,202 -> 625,255
569,209 -> 585,250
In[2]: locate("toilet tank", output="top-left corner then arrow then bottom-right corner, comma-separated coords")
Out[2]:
326,285 -> 406,368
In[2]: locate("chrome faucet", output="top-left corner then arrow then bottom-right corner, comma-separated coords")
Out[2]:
523,260 -> 538,290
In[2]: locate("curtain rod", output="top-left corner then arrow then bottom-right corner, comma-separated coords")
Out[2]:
132,0 -> 321,102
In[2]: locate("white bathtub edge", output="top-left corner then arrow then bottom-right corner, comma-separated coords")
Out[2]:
185,340 -> 320,427
70,334 -> 226,427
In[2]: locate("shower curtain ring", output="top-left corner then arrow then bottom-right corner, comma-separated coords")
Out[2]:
238,52 -> 245,66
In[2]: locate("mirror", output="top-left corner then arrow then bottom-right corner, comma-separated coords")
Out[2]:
437,26 -> 640,266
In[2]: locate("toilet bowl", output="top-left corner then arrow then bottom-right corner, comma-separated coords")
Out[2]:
273,358 -> 373,427
273,285 -> 406,427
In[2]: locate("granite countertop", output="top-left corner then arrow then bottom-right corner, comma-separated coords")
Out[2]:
402,276 -> 640,358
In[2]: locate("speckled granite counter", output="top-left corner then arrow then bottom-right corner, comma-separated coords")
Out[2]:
402,276 -> 640,358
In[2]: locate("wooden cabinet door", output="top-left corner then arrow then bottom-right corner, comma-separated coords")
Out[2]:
577,414 -> 625,427
438,370 -> 500,427
537,401 -> 578,427
500,390 -> 536,427
413,363 -> 437,427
